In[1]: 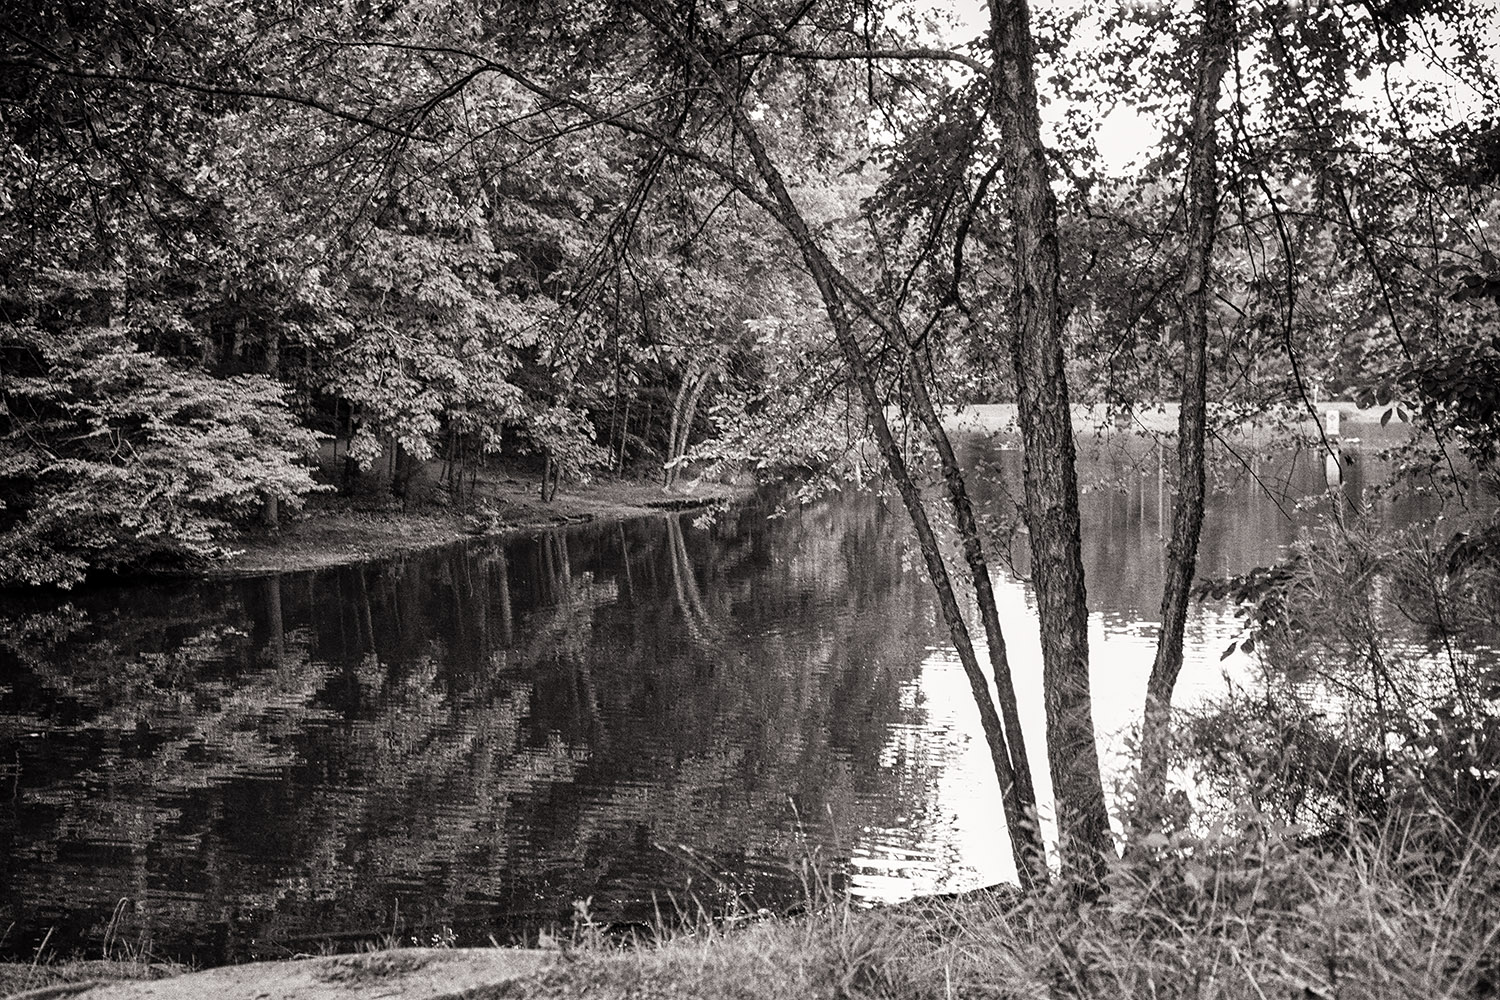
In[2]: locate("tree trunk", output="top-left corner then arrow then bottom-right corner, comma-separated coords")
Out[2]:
342,403 -> 361,495
668,365 -> 713,489
261,320 -> 281,531
541,455 -> 557,502
905,351 -> 1046,883
629,0 -> 1048,888
731,106 -> 1046,891
227,313 -> 243,367
390,440 -> 416,505
664,364 -> 696,487
444,427 -> 460,501
1138,0 -> 1233,819
987,0 -> 1113,884
616,396 -> 632,474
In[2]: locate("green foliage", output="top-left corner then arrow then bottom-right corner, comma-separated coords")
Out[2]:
526,401 -> 611,482
1,324 -> 321,586
1392,258 -> 1500,470
3,0 -> 1495,478
1399,334 -> 1500,469
0,0 -> 845,536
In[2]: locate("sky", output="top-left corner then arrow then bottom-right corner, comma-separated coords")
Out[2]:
912,0 -> 1499,176
915,0 -> 1163,174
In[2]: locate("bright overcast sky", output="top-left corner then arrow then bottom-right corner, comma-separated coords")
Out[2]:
914,0 -> 1160,173
912,0 -> 1499,175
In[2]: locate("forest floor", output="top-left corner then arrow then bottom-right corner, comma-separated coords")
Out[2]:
213,467 -> 753,577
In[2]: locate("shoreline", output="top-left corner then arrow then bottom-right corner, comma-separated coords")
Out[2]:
208,470 -> 754,578
198,400 -> 1417,580
938,400 -> 1420,442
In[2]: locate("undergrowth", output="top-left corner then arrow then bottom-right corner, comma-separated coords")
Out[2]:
538,821 -> 1500,1000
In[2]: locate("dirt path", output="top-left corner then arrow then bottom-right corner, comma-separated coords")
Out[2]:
3,948 -> 556,1000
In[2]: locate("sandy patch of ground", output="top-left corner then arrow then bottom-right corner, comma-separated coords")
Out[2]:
1,948 -> 554,1000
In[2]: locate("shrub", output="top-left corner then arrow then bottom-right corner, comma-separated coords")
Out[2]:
1,324 -> 322,586
1186,510 -> 1500,848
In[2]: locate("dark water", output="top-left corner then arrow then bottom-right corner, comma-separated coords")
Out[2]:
0,437 -> 1432,963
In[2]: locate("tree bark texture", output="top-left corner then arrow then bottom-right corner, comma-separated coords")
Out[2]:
665,364 -> 695,486
987,0 -> 1113,883
783,208 -> 1046,891
668,365 -> 713,488
1138,0 -> 1233,817
623,0 -> 1050,887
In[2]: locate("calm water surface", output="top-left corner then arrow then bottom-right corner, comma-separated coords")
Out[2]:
0,437 -> 1431,963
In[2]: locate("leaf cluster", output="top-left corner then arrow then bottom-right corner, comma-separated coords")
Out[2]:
1,324 -> 322,586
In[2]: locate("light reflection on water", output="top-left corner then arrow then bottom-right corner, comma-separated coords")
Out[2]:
0,436 -> 1433,962
845,601 -> 1256,905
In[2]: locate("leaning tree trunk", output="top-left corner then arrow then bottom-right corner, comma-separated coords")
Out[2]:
664,363 -> 696,487
987,0 -> 1113,885
623,0 -> 1049,888
667,364 -> 713,489
720,80 -> 1046,892
904,349 -> 1046,883
1138,0 -> 1233,819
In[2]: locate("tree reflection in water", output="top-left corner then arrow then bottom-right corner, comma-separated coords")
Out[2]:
0,495 -> 935,964
0,441 -> 1436,965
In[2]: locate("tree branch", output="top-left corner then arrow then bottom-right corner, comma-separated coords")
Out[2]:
1,58 -> 432,141
733,44 -> 990,76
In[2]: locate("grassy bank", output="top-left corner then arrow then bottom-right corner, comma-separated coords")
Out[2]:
533,832 -> 1499,1000
11,829 -> 1495,999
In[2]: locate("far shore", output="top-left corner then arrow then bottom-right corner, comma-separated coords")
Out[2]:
210,469 -> 751,578
938,400 -> 1417,442
209,400 -> 1416,579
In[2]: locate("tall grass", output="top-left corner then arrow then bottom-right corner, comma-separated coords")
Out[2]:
521,511 -> 1500,998
10,830 -> 1493,999
548,821 -> 1498,1000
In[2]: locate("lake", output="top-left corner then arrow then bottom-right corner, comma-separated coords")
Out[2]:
0,433 -> 1431,964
